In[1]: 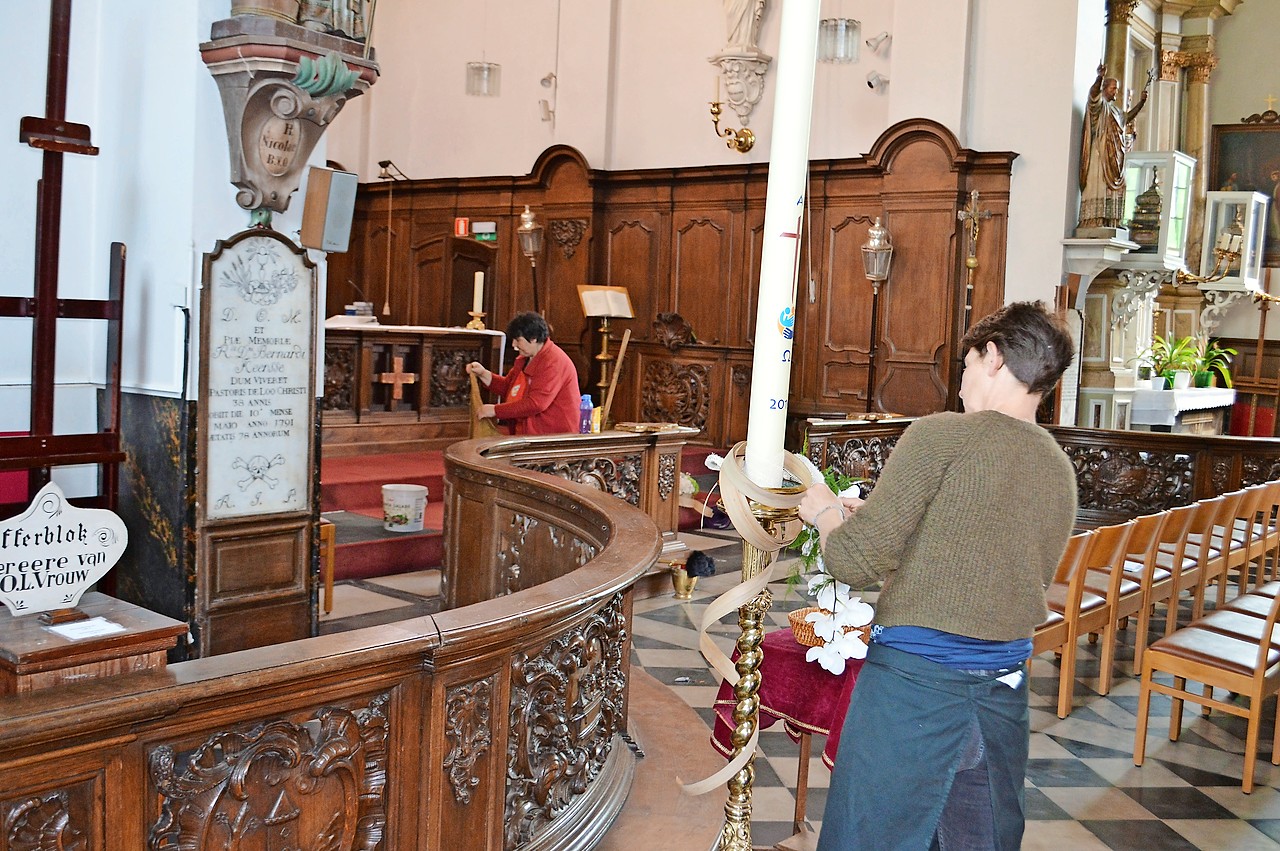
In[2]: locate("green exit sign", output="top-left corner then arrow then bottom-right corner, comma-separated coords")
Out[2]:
474,233 -> 497,242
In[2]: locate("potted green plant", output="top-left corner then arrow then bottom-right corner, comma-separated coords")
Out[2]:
1138,333 -> 1197,389
1193,334 -> 1235,388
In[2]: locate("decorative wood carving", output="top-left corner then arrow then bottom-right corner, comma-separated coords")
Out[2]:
642,362 -> 711,429
431,347 -> 477,408
496,512 -> 599,596
149,694 -> 390,849
819,436 -> 899,493
1242,455 -> 1280,487
520,456 -> 643,506
549,219 -> 588,259
323,342 -> 355,411
658,453 -> 676,501
652,313 -> 697,351
1066,447 -> 1194,514
504,593 -> 628,850
731,365 -> 751,396
4,790 -> 87,850
1212,456 -> 1234,494
444,677 -> 493,805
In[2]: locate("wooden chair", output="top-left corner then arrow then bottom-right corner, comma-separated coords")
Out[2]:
1223,484 -> 1269,596
1154,497 -> 1222,632
1113,509 -> 1180,670
319,517 -> 336,614
1134,586 -> 1280,793
1088,511 -> 1165,679
1034,533 -> 1088,659
1046,522 -> 1133,717
1073,520 -> 1136,697
1254,479 -> 1280,584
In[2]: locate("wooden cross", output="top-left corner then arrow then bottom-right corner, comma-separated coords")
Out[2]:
378,355 -> 417,401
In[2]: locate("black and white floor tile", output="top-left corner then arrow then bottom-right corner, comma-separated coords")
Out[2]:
323,528 -> 1280,850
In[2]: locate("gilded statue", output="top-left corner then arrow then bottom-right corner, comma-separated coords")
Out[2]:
1077,64 -> 1151,232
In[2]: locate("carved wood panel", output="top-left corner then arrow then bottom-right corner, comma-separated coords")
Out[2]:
430,346 -> 479,409
148,693 -> 390,849
601,214 -> 664,345
444,677 -> 494,805
504,593 -> 627,850
671,216 -> 734,347
496,511 -> 598,596
519,454 -> 643,507
3,784 -> 95,850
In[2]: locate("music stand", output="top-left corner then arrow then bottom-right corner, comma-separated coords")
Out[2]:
577,285 -> 634,394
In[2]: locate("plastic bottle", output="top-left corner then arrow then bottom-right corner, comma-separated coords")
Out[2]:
579,394 -> 594,434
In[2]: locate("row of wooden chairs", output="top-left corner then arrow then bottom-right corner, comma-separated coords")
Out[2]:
1035,480 -> 1280,721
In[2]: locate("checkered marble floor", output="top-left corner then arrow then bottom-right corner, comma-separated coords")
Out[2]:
634,530 -> 1280,850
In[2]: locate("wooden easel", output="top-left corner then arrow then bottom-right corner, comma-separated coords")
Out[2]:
599,329 -> 631,429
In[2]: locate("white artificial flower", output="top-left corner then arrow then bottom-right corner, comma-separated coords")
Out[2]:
808,574 -> 852,613
705,453 -> 724,471
838,482 -> 862,499
826,627 -> 870,662
831,598 -> 874,629
805,607 -> 842,642
805,640 -> 851,674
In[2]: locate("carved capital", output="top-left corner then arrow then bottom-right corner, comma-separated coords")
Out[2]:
1184,52 -> 1220,84
1160,49 -> 1189,82
711,51 -> 771,127
1107,0 -> 1140,25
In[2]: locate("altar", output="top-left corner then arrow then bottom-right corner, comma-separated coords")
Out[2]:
1129,387 -> 1235,435
322,318 -> 507,454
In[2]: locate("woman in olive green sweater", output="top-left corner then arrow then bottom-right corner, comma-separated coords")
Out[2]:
801,302 -> 1077,851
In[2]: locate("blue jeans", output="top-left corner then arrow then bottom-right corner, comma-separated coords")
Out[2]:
930,715 -> 993,851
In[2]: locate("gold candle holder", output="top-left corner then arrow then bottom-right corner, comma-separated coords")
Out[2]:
716,498 -> 801,851
465,310 -> 486,330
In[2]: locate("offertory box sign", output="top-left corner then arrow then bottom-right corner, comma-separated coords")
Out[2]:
0,482 -> 128,617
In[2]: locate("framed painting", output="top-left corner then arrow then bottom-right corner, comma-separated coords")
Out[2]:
1209,123 -> 1280,265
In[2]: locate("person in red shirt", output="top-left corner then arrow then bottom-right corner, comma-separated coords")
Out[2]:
466,312 -> 582,435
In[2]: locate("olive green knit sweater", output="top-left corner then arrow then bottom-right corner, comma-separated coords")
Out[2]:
823,410 -> 1077,641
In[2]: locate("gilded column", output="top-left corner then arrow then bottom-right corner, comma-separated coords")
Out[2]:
1103,0 -> 1140,84
1175,41 -> 1219,277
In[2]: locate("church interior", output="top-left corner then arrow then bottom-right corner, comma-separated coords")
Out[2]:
5,0 -> 1280,848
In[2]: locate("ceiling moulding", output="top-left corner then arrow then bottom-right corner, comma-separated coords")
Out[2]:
199,14 -> 380,220
1164,0 -> 1244,21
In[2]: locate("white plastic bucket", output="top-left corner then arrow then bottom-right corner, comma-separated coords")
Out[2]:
382,484 -> 428,532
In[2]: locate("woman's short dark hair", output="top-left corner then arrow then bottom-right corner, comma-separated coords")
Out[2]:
506,312 -> 550,344
960,301 -> 1074,396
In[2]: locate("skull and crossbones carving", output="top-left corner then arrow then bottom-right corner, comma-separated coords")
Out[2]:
232,454 -> 285,490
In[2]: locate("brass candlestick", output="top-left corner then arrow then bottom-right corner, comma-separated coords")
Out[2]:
716,499 -> 800,851
465,310 -> 486,331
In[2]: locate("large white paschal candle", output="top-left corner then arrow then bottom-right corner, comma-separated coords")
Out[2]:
743,0 -> 821,488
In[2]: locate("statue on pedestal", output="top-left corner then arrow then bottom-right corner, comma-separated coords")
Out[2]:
1077,64 -> 1151,236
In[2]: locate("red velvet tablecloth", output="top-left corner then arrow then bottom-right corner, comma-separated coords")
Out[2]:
711,627 -> 863,768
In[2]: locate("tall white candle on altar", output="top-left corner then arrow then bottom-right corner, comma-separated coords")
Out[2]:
743,0 -> 821,488
472,271 -> 484,314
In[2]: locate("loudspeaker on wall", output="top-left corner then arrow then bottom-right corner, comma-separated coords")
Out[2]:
301,166 -> 358,253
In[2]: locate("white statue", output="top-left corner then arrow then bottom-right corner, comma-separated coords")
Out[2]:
725,0 -> 766,50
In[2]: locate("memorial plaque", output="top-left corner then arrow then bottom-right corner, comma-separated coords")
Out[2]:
0,482 -> 128,616
201,230 -> 316,520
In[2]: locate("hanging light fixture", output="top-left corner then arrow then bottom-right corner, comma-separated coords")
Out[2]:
817,18 -> 860,63
465,0 -> 500,96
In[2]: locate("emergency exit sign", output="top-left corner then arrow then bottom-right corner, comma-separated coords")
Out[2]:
472,221 -> 497,242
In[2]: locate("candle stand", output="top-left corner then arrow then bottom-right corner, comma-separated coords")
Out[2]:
716,499 -> 800,851
465,310 -> 486,331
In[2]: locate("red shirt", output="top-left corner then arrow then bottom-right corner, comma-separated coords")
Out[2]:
486,340 -> 581,435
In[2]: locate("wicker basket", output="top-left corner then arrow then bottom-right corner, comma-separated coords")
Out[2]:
788,606 -> 871,648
